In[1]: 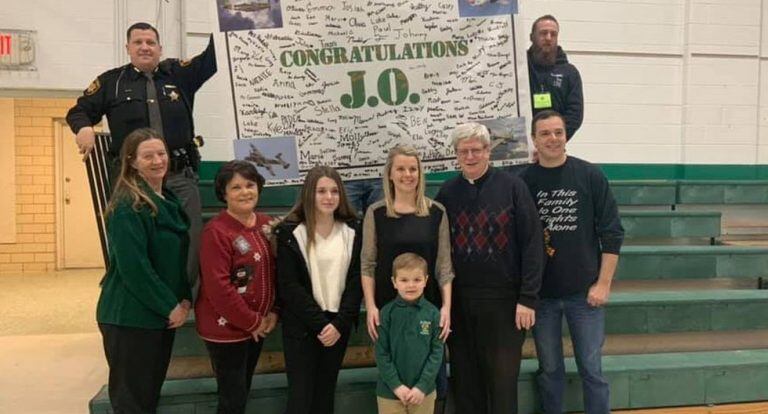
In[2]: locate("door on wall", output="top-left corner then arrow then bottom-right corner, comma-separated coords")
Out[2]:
56,121 -> 103,268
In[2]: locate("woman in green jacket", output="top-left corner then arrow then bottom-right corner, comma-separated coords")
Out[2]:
98,128 -> 192,413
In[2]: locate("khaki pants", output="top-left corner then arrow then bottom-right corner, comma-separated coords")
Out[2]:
377,391 -> 436,414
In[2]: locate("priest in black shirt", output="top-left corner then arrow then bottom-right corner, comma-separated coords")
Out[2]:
520,110 -> 624,414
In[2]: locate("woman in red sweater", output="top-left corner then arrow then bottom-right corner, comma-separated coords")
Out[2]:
195,160 -> 278,414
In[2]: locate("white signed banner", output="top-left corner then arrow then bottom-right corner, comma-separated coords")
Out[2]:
218,0 -> 530,183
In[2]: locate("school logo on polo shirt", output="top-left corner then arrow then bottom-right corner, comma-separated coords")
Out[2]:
419,320 -> 432,335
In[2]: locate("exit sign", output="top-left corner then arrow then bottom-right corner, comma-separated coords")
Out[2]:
0,29 -> 35,71
0,34 -> 9,56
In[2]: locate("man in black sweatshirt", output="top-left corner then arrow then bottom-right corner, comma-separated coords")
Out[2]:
528,15 -> 584,140
436,122 -> 543,414
520,110 -> 624,414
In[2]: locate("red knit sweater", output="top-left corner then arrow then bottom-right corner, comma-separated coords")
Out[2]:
195,210 -> 276,342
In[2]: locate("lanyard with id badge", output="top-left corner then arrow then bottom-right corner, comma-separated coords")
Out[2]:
232,235 -> 254,294
533,92 -> 553,109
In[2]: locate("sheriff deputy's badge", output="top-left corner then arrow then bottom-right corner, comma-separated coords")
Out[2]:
168,90 -> 180,102
85,78 -> 101,96
419,320 -> 432,336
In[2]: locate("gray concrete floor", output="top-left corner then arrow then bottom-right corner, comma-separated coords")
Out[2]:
0,269 -> 107,414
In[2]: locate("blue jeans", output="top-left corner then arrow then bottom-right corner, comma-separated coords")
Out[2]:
533,294 -> 609,414
344,178 -> 383,214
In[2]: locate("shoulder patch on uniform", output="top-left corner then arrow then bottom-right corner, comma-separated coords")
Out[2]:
85,78 -> 101,96
179,58 -> 192,67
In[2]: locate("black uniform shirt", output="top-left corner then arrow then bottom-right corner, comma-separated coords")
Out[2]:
66,35 -> 217,155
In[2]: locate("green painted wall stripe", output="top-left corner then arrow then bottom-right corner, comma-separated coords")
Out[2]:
599,164 -> 768,180
199,162 -> 768,181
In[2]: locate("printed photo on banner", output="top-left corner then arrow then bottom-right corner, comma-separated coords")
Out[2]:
458,0 -> 517,17
476,117 -> 529,162
220,0 -> 530,184
233,136 -> 299,181
216,0 -> 283,32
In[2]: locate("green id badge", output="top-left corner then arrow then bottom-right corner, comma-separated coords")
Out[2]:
533,93 -> 552,109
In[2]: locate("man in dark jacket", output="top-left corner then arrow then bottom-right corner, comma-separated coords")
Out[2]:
528,15 -> 583,140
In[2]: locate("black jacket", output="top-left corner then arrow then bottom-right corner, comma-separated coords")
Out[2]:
527,46 -> 584,140
274,219 -> 363,338
66,35 -> 217,155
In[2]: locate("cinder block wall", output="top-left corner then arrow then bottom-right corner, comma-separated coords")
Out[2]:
0,98 -> 73,274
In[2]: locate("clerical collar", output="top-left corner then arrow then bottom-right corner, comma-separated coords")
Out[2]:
463,164 -> 490,185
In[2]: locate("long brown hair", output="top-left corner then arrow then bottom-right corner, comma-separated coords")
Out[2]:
381,145 -> 430,217
284,165 -> 356,248
104,128 -> 167,219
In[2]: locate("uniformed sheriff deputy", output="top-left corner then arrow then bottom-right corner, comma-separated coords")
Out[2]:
66,21 -> 218,300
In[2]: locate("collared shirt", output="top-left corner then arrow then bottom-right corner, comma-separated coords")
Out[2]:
66,35 -> 217,155
375,295 -> 443,399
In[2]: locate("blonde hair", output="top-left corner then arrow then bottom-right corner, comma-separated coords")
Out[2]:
381,145 -> 430,217
104,128 -> 165,219
392,252 -> 428,279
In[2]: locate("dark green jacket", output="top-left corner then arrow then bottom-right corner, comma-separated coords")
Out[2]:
97,184 -> 191,329
375,295 -> 444,399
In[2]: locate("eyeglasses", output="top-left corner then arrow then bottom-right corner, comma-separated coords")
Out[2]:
457,147 -> 487,157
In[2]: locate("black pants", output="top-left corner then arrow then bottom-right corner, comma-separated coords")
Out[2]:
165,168 -> 202,301
204,338 -> 264,414
283,326 -> 351,414
449,296 -> 526,414
99,323 -> 175,414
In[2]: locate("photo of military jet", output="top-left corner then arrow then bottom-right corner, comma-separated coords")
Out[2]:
233,136 -> 300,182
222,1 -> 270,12
216,0 -> 283,32
477,117 -> 529,161
243,143 -> 291,177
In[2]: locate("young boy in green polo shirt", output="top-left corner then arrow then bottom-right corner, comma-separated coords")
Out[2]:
375,253 -> 444,414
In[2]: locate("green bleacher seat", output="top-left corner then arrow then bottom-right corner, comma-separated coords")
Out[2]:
617,245 -> 768,279
609,180 -> 677,206
620,211 -> 721,239
677,180 -> 768,204
607,290 -> 768,334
